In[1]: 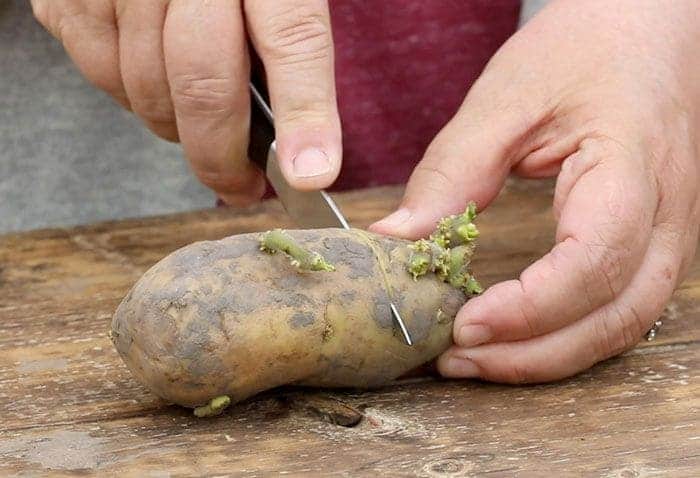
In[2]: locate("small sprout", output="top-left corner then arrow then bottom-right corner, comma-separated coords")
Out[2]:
432,234 -> 449,249
445,245 -> 474,290
436,308 -> 450,324
408,239 -> 450,279
260,229 -> 335,272
406,203 -> 481,296
456,222 -> 479,241
427,241 -> 450,277
194,395 -> 231,418
465,276 -> 483,295
410,239 -> 431,253
466,202 -> 477,221
408,252 -> 431,280
435,202 -> 480,247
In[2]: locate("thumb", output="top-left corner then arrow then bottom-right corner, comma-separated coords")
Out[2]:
245,0 -> 341,191
370,88 -> 530,239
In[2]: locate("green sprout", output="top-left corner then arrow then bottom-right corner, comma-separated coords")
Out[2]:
260,229 -> 335,272
194,395 -> 231,418
405,202 -> 482,296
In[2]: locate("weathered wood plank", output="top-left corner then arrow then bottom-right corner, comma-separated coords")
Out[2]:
1,282 -> 696,432
0,345 -> 696,476
0,181 -> 698,476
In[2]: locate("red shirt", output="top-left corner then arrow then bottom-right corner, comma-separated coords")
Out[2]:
329,0 -> 520,190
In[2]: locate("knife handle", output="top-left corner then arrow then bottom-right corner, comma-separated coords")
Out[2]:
248,55 -> 275,172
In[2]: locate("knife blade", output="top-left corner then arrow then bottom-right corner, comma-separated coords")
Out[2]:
247,78 -> 413,346
248,83 -> 349,229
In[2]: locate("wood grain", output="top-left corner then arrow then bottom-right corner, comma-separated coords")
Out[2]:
0,181 -> 697,477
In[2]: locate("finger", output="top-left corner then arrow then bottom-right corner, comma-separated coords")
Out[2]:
369,73 -> 537,239
164,0 -> 265,205
452,139 -> 655,348
680,212 -> 699,281
653,144 -> 700,283
116,0 -> 178,141
245,0 -> 341,190
32,0 -> 129,108
438,220 -> 684,383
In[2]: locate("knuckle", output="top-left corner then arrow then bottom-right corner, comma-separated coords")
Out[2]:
49,8 -> 75,41
150,124 -> 179,143
33,2 -> 116,43
130,95 -> 175,126
114,0 -> 128,22
189,160 -> 258,194
30,0 -> 50,26
604,183 -> 648,228
259,9 -> 331,66
681,223 -> 699,280
170,74 -> 243,117
652,137 -> 695,193
504,361 -> 537,384
586,241 -> 626,296
55,10 -> 92,43
671,152 -> 697,193
515,280 -> 543,338
140,108 -> 175,128
192,167 -> 244,192
657,157 -> 698,224
578,220 -> 635,301
411,162 -> 463,198
86,68 -> 126,102
578,185 -> 649,302
595,305 -> 644,359
519,274 -> 549,337
275,101 -> 332,126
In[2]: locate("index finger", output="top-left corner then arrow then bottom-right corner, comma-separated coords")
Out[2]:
245,0 -> 342,191
164,0 -> 265,206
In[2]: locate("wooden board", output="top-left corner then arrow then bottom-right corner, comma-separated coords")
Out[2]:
0,180 -> 698,477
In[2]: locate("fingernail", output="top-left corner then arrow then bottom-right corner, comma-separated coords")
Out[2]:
375,208 -> 411,228
293,147 -> 330,178
444,356 -> 480,378
457,324 -> 491,348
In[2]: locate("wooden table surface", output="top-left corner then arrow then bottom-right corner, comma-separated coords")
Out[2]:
1,181 -> 698,477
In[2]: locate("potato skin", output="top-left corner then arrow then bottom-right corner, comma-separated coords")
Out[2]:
111,229 -> 465,408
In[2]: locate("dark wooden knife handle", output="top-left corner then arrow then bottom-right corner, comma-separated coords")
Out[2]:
248,53 -> 275,171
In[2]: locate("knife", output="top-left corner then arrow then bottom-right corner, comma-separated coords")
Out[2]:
247,75 -> 414,346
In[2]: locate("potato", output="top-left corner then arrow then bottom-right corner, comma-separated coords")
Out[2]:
111,208 -> 480,414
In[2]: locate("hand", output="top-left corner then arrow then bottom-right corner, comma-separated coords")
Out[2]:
31,0 -> 342,205
372,0 -> 700,383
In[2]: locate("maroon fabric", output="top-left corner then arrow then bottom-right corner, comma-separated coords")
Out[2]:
222,2 -> 520,205
329,0 -> 520,190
